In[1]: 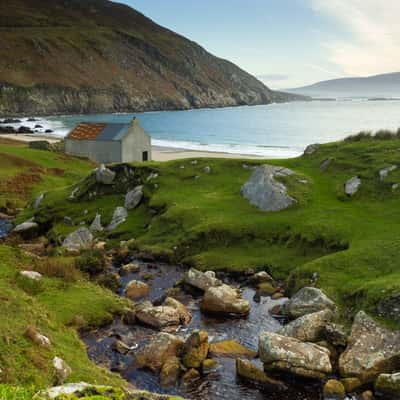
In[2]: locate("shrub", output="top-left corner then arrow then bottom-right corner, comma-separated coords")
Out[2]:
75,249 -> 107,276
33,258 -> 81,282
344,131 -> 372,142
375,129 -> 396,140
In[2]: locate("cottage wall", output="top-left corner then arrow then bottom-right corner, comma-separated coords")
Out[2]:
121,119 -> 152,162
65,139 -> 121,163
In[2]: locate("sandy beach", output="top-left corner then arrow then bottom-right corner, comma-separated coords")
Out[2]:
0,134 -> 263,161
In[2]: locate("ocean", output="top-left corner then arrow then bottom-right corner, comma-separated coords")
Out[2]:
14,99 -> 400,158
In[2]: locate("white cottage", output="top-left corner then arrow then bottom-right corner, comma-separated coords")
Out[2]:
65,118 -> 151,163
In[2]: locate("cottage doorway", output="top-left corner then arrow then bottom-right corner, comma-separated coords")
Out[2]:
142,151 -> 149,161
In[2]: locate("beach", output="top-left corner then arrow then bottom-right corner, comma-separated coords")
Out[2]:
0,134 -> 263,161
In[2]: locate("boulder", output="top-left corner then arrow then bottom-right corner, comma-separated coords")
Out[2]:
125,186 -> 143,210
323,379 -> 345,399
209,340 -> 257,358
135,332 -> 184,372
136,303 -> 180,329
20,270 -> 43,281
33,193 -> 45,209
13,218 -> 38,233
203,166 -> 211,174
125,280 -> 149,299
283,287 -> 336,319
257,282 -> 279,296
53,357 -> 71,384
95,164 -> 116,185
112,339 -> 131,355
106,207 -> 128,231
236,358 -> 288,390
201,284 -> 250,316
259,332 -> 332,379
379,165 -> 397,181
62,227 -> 93,251
320,158 -> 333,172
241,165 -> 296,212
375,372 -> 400,397
163,297 -> 192,325
345,176 -> 361,196
160,356 -> 181,387
339,311 -> 400,382
183,268 -> 222,291
89,214 -> 103,233
202,358 -> 219,374
340,377 -> 363,393
278,309 -> 334,342
181,330 -> 209,369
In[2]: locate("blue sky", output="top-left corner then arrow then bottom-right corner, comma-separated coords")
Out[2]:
118,0 -> 400,89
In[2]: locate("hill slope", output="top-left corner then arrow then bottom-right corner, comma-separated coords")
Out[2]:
0,0 -> 301,116
288,72 -> 400,98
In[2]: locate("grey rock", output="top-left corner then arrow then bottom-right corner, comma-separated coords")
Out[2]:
183,268 -> 222,291
278,309 -> 334,342
106,207 -> 128,231
284,287 -> 336,319
136,304 -> 180,329
345,176 -> 361,196
20,270 -> 43,281
259,331 -> 332,379
95,164 -> 116,185
89,213 -> 103,233
203,166 -> 211,173
320,158 -> 333,171
250,271 -> 274,284
13,218 -> 38,233
68,187 -> 79,200
62,227 -> 93,251
304,143 -> 320,155
33,193 -> 45,209
241,165 -> 296,212
146,172 -> 158,181
125,186 -> 143,210
379,165 -> 397,181
339,311 -> 400,382
324,323 -> 348,347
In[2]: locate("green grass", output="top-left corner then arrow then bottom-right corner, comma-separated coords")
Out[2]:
30,138 -> 400,326
0,244 -> 127,389
0,143 -> 93,212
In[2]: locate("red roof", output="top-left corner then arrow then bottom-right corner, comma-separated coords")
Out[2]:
67,123 -> 107,140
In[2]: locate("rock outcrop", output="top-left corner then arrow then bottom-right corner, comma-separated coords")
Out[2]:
13,218 -> 38,234
135,302 -> 181,329
339,311 -> 400,382
181,330 -> 209,369
125,186 -> 144,210
259,332 -> 332,379
95,164 -> 116,185
89,213 -> 103,233
201,284 -> 250,316
241,165 -> 296,212
62,227 -> 93,251
283,287 -> 336,319
106,207 -> 128,231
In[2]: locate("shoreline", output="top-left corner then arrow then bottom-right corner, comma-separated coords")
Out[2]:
0,133 -> 266,161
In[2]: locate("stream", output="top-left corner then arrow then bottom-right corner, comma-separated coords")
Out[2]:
0,218 -> 12,239
82,259 -> 358,400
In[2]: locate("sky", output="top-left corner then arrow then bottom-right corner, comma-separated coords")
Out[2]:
118,0 -> 400,89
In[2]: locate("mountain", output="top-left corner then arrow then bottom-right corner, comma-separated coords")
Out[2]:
0,0 -> 303,116
287,72 -> 400,98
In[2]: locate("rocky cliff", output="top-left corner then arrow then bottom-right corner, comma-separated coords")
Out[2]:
0,0 -> 304,116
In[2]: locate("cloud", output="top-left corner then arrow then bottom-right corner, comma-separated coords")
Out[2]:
309,0 -> 400,76
256,74 -> 289,81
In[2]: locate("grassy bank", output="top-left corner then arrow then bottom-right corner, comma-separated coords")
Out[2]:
16,135 -> 399,326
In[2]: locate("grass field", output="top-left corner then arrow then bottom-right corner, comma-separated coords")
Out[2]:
9,135 -> 397,327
